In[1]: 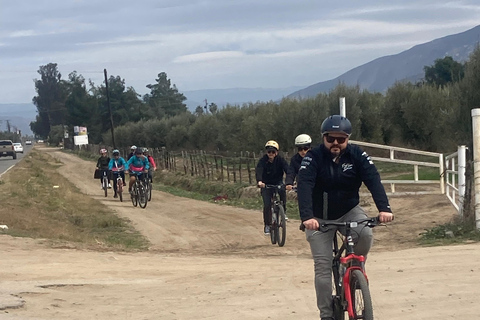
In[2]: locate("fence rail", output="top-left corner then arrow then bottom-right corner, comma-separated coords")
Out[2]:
445,145 -> 467,215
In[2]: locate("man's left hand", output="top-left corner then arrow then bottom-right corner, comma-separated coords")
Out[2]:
378,211 -> 394,223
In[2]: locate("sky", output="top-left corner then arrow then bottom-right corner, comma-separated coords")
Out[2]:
1,0 -> 480,104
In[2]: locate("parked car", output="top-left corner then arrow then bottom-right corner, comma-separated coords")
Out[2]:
13,143 -> 23,153
25,140 -> 32,145
0,140 -> 16,159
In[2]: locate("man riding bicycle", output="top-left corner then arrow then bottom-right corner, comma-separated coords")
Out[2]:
126,147 -> 150,194
108,149 -> 127,198
255,140 -> 289,235
297,115 -> 394,320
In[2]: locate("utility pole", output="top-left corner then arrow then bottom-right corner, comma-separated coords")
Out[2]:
204,99 -> 208,114
104,69 -> 116,149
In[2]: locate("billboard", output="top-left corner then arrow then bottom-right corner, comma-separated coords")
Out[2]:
74,135 -> 89,146
74,126 -> 88,136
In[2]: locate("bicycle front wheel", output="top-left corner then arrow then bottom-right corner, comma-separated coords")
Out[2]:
277,206 -> 286,247
103,177 -> 108,197
349,269 -> 373,320
270,207 -> 277,244
138,183 -> 148,208
117,179 -> 123,202
131,184 -> 138,207
147,179 -> 152,201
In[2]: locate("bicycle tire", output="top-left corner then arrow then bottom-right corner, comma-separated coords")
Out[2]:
131,184 -> 138,207
270,207 -> 277,244
277,206 -> 286,247
147,179 -> 152,201
349,269 -> 373,320
117,179 -> 123,202
103,176 -> 108,197
138,183 -> 148,208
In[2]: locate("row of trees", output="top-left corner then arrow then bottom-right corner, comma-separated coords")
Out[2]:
31,47 -> 480,153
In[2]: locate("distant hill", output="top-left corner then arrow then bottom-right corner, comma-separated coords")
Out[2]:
183,86 -> 305,112
288,25 -> 480,99
0,103 -> 36,136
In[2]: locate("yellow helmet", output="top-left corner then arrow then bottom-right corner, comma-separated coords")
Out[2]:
265,140 -> 279,150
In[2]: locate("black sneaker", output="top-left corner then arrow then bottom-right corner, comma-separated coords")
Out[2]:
264,225 -> 270,235
114,193 -> 118,198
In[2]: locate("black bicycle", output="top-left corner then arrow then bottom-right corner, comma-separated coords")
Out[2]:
130,173 -> 148,209
265,184 -> 286,247
325,217 -> 381,320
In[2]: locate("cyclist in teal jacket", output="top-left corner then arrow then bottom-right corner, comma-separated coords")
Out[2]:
108,149 -> 127,198
126,148 -> 149,194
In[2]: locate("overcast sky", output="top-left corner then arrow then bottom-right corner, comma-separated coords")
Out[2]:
1,0 -> 479,104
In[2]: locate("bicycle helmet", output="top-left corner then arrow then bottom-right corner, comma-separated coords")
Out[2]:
142,147 -> 148,153
265,140 -> 279,150
130,145 -> 137,150
112,149 -> 120,156
294,134 -> 312,147
321,115 -> 352,135
100,148 -> 107,154
134,148 -> 143,154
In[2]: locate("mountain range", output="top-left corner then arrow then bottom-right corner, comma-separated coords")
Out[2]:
288,24 -> 480,99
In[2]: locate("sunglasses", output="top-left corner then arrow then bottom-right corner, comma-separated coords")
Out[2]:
325,135 -> 347,144
297,147 -> 310,152
267,150 -> 277,154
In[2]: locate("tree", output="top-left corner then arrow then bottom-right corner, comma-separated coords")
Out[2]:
424,56 -> 465,87
144,72 -> 187,118
31,63 -> 68,138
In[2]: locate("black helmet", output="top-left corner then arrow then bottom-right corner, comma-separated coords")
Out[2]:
135,148 -> 143,155
321,115 -> 352,135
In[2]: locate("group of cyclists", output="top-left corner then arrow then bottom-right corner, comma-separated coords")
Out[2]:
94,115 -> 395,319
95,146 -> 157,199
256,115 -> 394,320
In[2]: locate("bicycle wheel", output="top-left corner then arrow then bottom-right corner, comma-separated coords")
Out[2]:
277,206 -> 286,247
103,176 -> 108,197
131,184 -> 138,207
117,178 -> 123,202
138,183 -> 148,208
147,179 -> 152,201
270,207 -> 277,245
348,269 -> 373,320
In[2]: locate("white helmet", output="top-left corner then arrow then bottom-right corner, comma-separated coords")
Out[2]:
295,134 -> 312,147
131,145 -> 137,150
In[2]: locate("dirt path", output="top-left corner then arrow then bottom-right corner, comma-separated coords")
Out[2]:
2,148 -> 476,320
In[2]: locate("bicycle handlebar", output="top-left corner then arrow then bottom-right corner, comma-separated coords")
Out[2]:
264,184 -> 285,190
299,216 -> 393,231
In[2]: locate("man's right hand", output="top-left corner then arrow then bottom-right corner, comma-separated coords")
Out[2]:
257,181 -> 265,188
302,218 -> 319,230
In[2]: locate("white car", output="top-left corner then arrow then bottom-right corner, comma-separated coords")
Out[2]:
25,140 -> 32,145
13,143 -> 23,153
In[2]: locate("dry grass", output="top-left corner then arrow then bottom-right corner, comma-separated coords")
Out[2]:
0,150 -> 149,251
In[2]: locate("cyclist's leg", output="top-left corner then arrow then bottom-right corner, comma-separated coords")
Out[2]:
340,206 -> 373,256
128,173 -> 135,192
306,222 -> 336,319
112,173 -> 118,194
120,172 -> 126,186
260,188 -> 273,226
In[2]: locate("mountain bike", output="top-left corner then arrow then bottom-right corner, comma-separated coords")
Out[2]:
265,184 -> 286,247
130,173 -> 148,209
324,217 -> 382,320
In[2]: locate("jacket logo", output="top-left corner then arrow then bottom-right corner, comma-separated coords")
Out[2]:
342,163 -> 353,172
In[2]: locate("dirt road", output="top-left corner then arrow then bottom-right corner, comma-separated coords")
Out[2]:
1,148 -> 477,320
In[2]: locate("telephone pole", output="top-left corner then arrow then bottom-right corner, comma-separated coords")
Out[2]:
104,69 -> 116,149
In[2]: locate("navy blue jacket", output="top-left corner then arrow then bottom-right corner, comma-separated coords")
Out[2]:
285,153 -> 303,186
297,143 -> 391,221
255,154 -> 289,185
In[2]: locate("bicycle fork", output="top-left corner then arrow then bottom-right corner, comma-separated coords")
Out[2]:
340,255 -> 368,318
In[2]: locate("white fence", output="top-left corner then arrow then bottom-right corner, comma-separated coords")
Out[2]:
445,146 -> 467,215
349,140 -> 444,195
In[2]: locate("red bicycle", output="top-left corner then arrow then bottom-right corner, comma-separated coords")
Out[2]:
322,217 -> 382,320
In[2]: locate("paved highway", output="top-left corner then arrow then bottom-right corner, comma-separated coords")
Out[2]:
0,144 -> 33,176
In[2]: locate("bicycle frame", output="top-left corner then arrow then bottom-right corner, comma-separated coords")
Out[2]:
326,218 -> 378,320
265,184 -> 286,247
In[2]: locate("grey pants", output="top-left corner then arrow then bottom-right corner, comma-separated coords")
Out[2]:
305,206 -> 373,319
